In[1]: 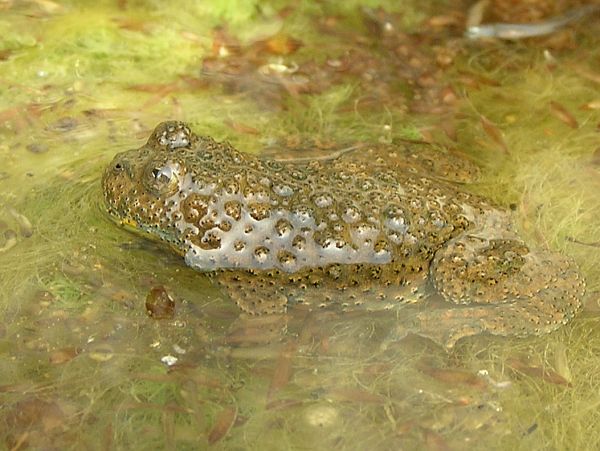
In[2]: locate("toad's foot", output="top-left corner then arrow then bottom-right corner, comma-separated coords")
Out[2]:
413,230 -> 584,349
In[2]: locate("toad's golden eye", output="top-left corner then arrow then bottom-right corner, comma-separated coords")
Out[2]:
145,164 -> 179,196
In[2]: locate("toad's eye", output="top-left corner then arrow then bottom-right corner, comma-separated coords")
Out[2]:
152,166 -> 172,183
145,164 -> 179,195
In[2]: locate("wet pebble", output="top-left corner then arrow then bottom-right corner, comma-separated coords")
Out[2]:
26,143 -> 49,154
145,286 -> 175,319
48,116 -> 78,132
161,355 -> 178,366
304,404 -> 339,428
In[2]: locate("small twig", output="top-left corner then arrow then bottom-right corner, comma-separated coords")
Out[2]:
566,236 -> 600,248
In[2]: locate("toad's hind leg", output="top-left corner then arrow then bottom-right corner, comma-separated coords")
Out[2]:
418,231 -> 584,348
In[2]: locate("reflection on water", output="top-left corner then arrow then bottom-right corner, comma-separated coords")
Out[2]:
1,1 -> 600,449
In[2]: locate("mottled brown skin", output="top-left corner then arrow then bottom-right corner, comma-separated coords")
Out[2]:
102,121 -> 585,348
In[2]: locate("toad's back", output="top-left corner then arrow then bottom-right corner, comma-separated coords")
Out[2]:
102,122 -> 584,348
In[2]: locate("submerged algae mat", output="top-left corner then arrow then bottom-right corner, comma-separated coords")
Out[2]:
1,0 -> 600,449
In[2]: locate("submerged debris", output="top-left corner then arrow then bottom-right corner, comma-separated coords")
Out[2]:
208,406 -> 238,445
466,2 -> 600,40
479,115 -> 510,154
8,208 -> 33,238
0,229 -> 17,253
145,285 -> 175,319
549,100 -> 579,129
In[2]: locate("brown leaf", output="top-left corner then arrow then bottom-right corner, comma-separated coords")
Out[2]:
423,428 -> 452,451
208,407 -> 237,445
549,101 -> 578,129
440,85 -> 458,105
507,358 -> 571,386
260,33 -> 302,55
6,398 -> 65,434
223,119 -> 260,135
30,0 -> 64,14
574,65 -> 600,84
0,103 -> 43,132
427,13 -> 464,27
580,99 -> 600,110
480,115 -> 509,154
267,340 -> 297,401
113,18 -> 153,34
419,365 -> 486,389
49,347 -> 80,365
127,82 -> 178,94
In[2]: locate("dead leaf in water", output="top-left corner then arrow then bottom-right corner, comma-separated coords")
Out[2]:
224,119 -> 260,135
113,17 -> 154,34
0,49 -> 12,61
6,398 -> 65,435
507,357 -> 571,386
580,99 -> 600,110
49,347 -> 80,365
267,340 -> 297,402
573,65 -> 600,84
553,343 -> 573,384
590,147 -> 600,166
549,101 -> 578,129
480,115 -> 509,154
259,33 -> 302,55
427,12 -> 464,28
457,70 -> 501,89
208,406 -> 237,445
418,365 -> 487,389
423,428 -> 452,451
127,82 -> 179,94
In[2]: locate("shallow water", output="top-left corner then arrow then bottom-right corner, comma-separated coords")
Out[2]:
1,1 -> 600,450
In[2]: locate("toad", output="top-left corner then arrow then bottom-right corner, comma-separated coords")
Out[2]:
102,121 -> 584,347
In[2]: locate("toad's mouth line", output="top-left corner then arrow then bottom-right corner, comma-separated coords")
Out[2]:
102,203 -> 186,258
